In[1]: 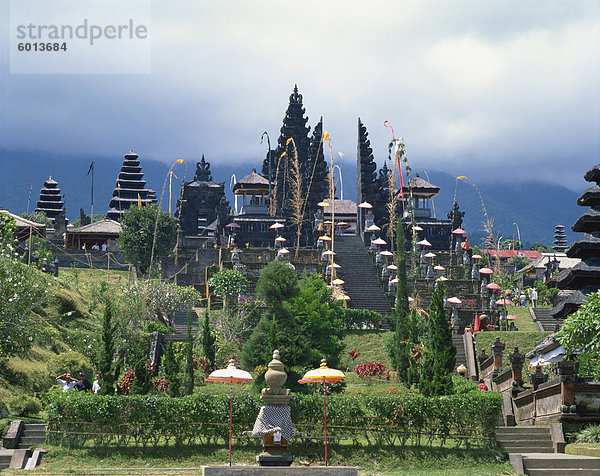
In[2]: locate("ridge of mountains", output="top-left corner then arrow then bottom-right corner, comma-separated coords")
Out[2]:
0,148 -> 581,247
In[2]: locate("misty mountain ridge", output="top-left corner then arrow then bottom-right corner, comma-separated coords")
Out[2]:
0,148 -> 581,247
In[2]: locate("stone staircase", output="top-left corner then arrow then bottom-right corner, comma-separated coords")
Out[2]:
18,422 -> 46,449
497,426 -> 554,454
513,453 -> 600,475
334,236 -> 392,316
0,450 -> 12,471
531,307 -> 562,332
452,335 -> 466,370
171,310 -> 200,343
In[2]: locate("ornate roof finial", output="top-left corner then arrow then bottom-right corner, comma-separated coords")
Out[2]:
194,154 -> 213,182
289,84 -> 302,104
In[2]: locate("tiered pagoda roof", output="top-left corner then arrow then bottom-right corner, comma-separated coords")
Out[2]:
553,224 -> 568,252
552,164 -> 600,318
106,150 -> 156,221
35,176 -> 65,223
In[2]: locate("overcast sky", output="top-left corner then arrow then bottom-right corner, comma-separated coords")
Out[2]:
1,0 -> 599,191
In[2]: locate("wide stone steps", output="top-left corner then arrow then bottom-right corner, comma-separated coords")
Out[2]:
520,453 -> 600,475
18,423 -> 46,449
171,310 -> 200,343
531,307 -> 562,332
334,236 -> 392,316
452,335 -> 466,370
497,426 -> 553,454
0,450 -> 12,470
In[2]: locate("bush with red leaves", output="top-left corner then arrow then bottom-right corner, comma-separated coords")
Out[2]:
355,362 -> 387,379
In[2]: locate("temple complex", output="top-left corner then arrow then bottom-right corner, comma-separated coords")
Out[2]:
106,150 -> 157,221
551,163 -> 600,320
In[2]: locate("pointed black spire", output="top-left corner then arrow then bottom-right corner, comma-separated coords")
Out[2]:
194,155 -> 213,182
356,118 -> 378,212
306,117 -> 329,219
106,150 -> 156,221
553,224 -> 568,252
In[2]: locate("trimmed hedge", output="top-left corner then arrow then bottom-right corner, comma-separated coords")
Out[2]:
44,390 -> 501,449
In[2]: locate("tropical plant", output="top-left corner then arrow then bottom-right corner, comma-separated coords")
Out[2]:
183,309 -> 195,395
200,310 -> 216,370
208,269 -> 247,309
118,204 -> 176,275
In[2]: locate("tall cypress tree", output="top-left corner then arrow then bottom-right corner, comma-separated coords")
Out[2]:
201,310 -> 216,371
357,118 -> 378,211
183,309 -> 195,395
162,340 -> 180,397
98,299 -> 118,395
391,220 -> 411,383
419,283 -> 456,396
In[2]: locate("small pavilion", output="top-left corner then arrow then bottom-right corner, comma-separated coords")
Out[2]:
65,218 -> 122,250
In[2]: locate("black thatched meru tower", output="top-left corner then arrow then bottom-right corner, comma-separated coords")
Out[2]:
306,117 -> 329,220
107,150 -> 157,221
262,85 -> 311,217
553,224 -> 568,252
35,176 -> 65,224
552,164 -> 600,319
356,118 -> 378,211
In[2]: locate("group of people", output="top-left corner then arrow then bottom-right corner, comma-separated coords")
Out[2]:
56,372 -> 100,394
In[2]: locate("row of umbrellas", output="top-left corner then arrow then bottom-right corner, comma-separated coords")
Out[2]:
206,358 -> 344,467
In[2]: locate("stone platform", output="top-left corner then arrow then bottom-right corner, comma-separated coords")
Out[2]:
203,467 -> 357,476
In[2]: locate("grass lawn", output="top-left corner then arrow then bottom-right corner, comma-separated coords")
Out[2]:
13,443 -> 514,475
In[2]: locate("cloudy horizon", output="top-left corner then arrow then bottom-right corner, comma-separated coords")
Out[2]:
1,0 -> 599,192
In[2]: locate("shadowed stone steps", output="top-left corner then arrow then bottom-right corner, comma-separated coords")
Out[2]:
513,453 -> 600,475
531,307 -> 562,332
17,423 -> 46,449
334,236 -> 392,316
452,335 -> 466,370
496,426 -> 554,454
171,309 -> 200,343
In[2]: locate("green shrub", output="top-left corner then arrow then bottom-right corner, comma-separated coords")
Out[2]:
576,424 -> 600,444
342,309 -> 383,329
7,395 -> 42,417
46,351 -> 94,385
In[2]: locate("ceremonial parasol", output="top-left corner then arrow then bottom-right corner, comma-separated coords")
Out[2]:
358,201 -> 373,209
372,237 -> 387,246
472,254 -> 482,260
275,236 -> 286,242
413,225 -> 424,231
327,263 -> 341,269
447,296 -> 462,305
434,265 -> 445,271
322,250 -> 336,256
269,223 -> 284,230
380,250 -> 394,257
317,201 -> 330,207
319,235 -> 332,242
486,282 -> 502,291
366,224 -> 381,232
507,314 -> 518,320
332,278 -> 345,285
424,252 -> 436,258
496,298 -> 511,305
478,267 -> 493,275
226,223 -> 240,228
387,264 -> 398,270
452,228 -> 466,235
206,359 -> 252,466
299,359 -> 345,466
436,276 -> 448,282
417,239 -> 432,247
390,277 -> 399,284
278,248 -> 290,254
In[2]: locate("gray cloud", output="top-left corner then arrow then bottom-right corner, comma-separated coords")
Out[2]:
1,0 -> 598,192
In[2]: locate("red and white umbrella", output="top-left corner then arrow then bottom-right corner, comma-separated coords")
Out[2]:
327,263 -> 341,269
436,276 -> 448,282
478,267 -> 493,275
413,225 -> 424,231
366,224 -> 381,232
226,223 -> 241,228
387,264 -> 398,270
358,201 -> 373,209
424,252 -> 437,258
507,314 -> 518,320
434,265 -> 445,271
319,235 -> 332,242
269,223 -> 285,230
417,239 -> 432,247
496,298 -> 511,306
452,228 -> 466,235
447,296 -> 462,305
390,277 -> 399,284
275,236 -> 286,242
372,238 -> 387,246
206,359 -> 252,466
380,250 -> 394,257
486,282 -> 502,291
472,254 -> 482,260
298,359 -> 345,467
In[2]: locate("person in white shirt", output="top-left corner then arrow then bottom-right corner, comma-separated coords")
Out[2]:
92,374 -> 101,395
56,373 -> 77,392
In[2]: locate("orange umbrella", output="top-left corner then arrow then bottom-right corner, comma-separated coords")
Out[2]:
206,359 -> 252,466
299,359 -> 345,466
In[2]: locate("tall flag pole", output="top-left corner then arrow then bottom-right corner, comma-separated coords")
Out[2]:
87,161 -> 95,220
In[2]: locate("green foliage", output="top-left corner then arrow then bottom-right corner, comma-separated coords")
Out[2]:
254,261 -> 299,306
162,341 -> 180,397
472,246 -> 489,267
341,309 -> 383,329
576,424 -> 600,444
183,310 -> 195,395
19,211 -> 52,227
130,358 -> 152,395
118,204 -> 177,276
121,280 -> 202,325
533,280 -> 559,306
0,213 -> 48,357
419,283 -> 456,396
43,390 -> 502,448
510,255 -> 530,272
529,242 -> 554,253
208,270 -> 248,308
395,220 -> 409,319
200,311 -> 215,370
285,274 -> 344,368
391,310 -> 422,386
98,299 -> 119,396
47,351 -> 94,385
557,290 -> 600,362
7,394 -> 42,417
